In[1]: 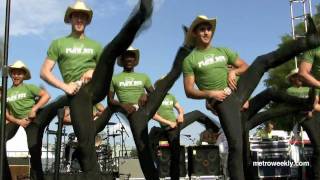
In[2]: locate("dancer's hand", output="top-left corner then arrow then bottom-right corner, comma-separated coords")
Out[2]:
81,69 -> 94,84
206,90 -> 228,102
308,111 -> 314,118
63,82 -> 79,95
241,100 -> 250,111
28,109 -> 37,120
228,70 -> 237,90
19,119 -> 30,128
169,122 -> 177,129
121,104 -> 137,115
177,114 -> 184,124
206,100 -> 218,115
138,93 -> 148,107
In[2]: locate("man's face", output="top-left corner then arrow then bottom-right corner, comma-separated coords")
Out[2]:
11,69 -> 26,86
122,54 -> 136,70
70,12 -> 89,33
266,123 -> 274,133
193,23 -> 213,47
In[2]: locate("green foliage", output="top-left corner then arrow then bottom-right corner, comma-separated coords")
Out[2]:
0,37 -> 3,64
129,148 -> 138,158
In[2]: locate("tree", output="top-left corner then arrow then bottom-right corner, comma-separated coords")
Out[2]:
0,37 -> 3,66
263,5 -> 320,131
129,148 -> 138,158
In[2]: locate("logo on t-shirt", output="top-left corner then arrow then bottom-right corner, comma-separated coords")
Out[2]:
7,93 -> 27,102
162,99 -> 173,106
198,54 -> 226,68
65,47 -> 94,55
119,77 -> 143,87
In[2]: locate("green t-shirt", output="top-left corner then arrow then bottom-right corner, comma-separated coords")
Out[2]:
301,46 -> 320,80
7,84 -> 41,119
256,129 -> 272,139
110,72 -> 152,104
47,35 -> 103,83
182,47 -> 238,90
157,94 -> 177,128
286,87 -> 310,98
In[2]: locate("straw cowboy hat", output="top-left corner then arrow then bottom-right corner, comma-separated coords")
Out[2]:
117,46 -> 140,67
9,60 -> 31,80
286,68 -> 299,80
64,0 -> 93,24
185,15 -> 217,47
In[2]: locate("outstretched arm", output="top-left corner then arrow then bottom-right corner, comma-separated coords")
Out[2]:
299,61 -> 320,88
174,102 -> 184,124
28,89 -> 51,120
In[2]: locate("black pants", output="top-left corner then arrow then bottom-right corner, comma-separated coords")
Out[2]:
212,28 -> 320,180
149,127 -> 180,180
148,110 -> 217,179
4,123 -> 42,180
178,110 -> 219,131
300,113 -> 320,180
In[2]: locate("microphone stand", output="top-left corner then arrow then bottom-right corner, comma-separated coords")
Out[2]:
181,134 -> 195,144
0,0 -> 11,177
46,126 -> 50,172
115,113 -> 129,157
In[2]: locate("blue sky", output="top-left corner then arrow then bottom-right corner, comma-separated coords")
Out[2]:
1,0 -> 319,147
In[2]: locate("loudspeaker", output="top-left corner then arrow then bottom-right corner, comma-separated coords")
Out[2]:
118,158 -> 144,179
158,146 -> 186,178
187,145 -> 221,176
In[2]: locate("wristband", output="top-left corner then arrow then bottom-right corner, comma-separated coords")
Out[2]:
224,87 -> 232,95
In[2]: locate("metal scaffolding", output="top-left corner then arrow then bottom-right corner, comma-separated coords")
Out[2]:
289,0 -> 313,68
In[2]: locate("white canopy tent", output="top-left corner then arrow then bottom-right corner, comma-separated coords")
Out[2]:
6,126 -> 54,158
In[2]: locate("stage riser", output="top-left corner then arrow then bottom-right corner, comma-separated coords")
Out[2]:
44,173 -> 114,180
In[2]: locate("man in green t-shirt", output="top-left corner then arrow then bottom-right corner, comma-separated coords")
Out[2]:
108,47 -> 161,176
38,0 -> 159,177
182,15 -> 248,180
299,46 -> 320,88
39,0 -> 105,173
182,15 -> 320,180
255,121 -> 274,139
41,1 -> 101,95
287,68 -> 320,179
151,87 -> 184,179
4,60 -> 50,180
109,47 -> 154,113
